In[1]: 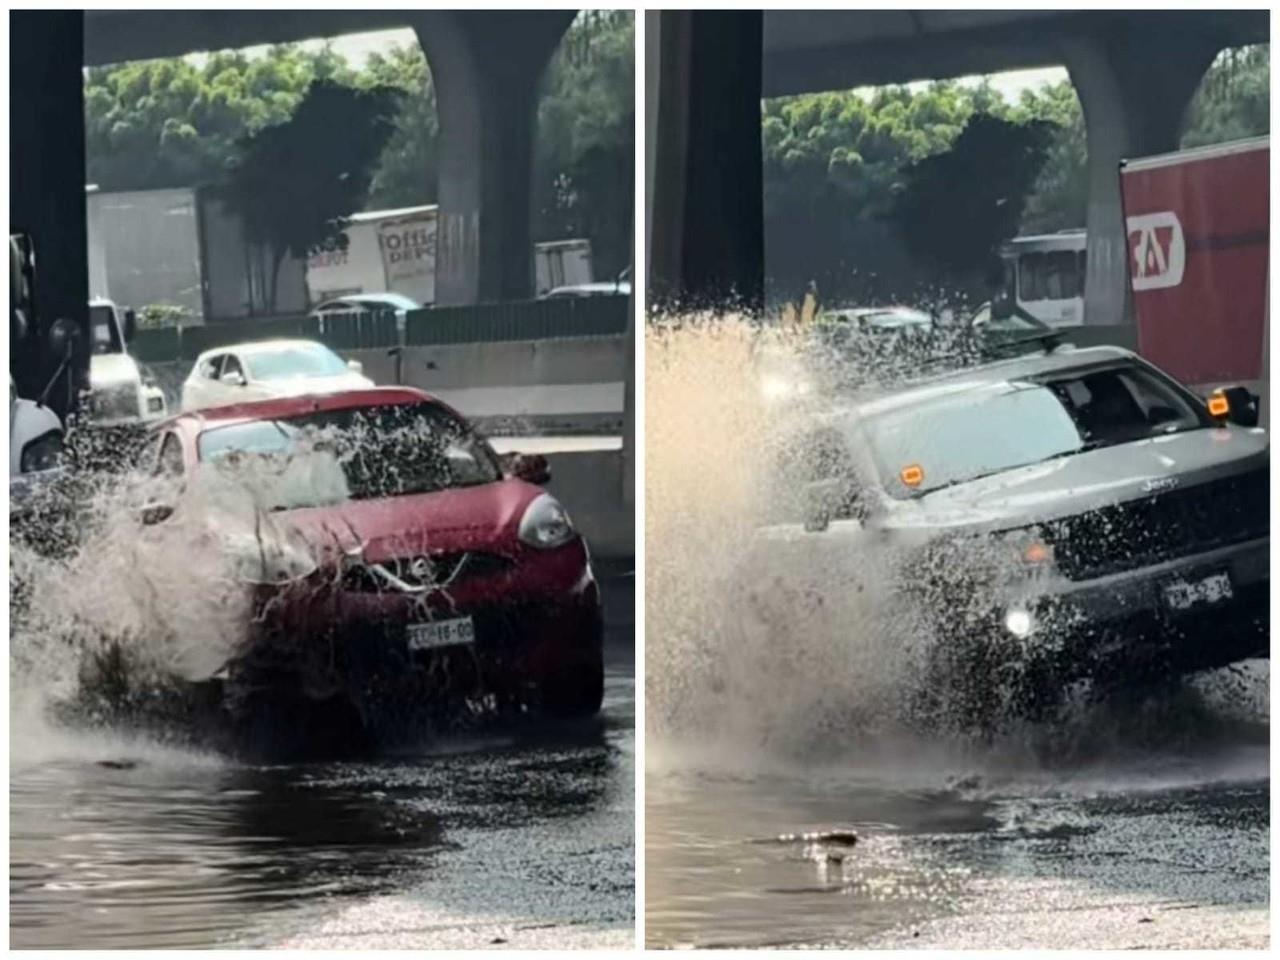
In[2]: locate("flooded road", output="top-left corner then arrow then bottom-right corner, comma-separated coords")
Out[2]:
646,662 -> 1268,950
10,574 -> 635,949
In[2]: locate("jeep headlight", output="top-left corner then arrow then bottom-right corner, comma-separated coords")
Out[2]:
518,493 -> 576,550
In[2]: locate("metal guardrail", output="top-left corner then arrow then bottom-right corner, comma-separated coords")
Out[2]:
407,296 -> 629,345
130,296 -> 629,363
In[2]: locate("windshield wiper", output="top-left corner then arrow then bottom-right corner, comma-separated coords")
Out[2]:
910,442 -> 1107,497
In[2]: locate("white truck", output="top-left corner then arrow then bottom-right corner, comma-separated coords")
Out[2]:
86,298 -> 167,424
304,203 -> 595,305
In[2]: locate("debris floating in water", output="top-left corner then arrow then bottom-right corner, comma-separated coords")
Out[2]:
756,828 -> 859,846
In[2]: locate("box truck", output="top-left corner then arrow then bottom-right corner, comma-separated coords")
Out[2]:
1119,136 -> 1268,422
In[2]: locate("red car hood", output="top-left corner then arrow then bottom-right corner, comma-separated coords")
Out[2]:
276,478 -> 542,562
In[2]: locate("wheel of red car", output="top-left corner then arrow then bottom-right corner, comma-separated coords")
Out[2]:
539,648 -> 605,719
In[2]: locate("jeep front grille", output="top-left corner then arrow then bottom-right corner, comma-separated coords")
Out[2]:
1044,467 -> 1268,581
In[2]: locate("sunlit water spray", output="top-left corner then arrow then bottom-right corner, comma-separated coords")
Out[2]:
645,316 -> 931,754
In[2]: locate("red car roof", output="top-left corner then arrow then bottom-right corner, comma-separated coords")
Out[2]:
153,386 -> 449,434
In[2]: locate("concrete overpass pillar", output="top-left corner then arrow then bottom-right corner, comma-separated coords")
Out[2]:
1063,28 -> 1218,325
648,11 -> 764,312
413,12 -> 572,306
10,10 -> 90,415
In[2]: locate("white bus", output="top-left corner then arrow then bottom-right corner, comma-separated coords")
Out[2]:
999,230 -> 1087,328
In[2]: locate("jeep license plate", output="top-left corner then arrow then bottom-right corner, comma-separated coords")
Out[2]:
407,616 -> 476,651
1163,572 -> 1233,612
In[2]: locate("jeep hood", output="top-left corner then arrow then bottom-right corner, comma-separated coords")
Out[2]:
891,426 -> 1269,533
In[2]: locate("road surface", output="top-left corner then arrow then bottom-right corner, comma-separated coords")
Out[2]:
10,572 -> 635,949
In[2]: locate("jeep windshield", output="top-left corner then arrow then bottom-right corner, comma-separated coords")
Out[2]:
864,363 -> 1211,498
196,402 -> 501,507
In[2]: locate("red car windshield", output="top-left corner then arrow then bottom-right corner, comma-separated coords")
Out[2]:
196,402 -> 501,504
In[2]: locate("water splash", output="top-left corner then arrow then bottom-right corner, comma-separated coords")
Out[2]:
644,312 -> 1268,775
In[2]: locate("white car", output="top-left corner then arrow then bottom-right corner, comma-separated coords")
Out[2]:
310,293 -> 420,335
180,339 -> 375,412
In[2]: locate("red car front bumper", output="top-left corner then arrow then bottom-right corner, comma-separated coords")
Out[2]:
236,538 -> 603,718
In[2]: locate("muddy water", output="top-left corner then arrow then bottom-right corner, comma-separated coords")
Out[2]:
644,321 -> 1269,948
10,578 -> 635,949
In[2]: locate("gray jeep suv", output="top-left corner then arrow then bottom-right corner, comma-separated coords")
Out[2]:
785,343 -> 1268,725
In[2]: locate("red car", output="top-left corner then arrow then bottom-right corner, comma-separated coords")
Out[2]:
138,387 -> 603,755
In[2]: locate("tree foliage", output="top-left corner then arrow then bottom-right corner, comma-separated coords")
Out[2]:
760,43 -> 1268,305
892,113 -> 1054,278
534,10 -> 635,278
83,12 -> 635,284
84,45 -> 356,191
214,80 -> 399,312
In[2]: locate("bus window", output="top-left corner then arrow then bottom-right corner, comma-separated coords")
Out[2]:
1019,251 -> 1085,302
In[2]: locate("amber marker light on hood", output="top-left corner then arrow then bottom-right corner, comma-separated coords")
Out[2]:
900,464 -> 924,488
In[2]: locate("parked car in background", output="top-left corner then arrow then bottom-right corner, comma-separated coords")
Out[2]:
310,292 -> 420,335
137,386 -> 604,754
181,339 -> 374,412
821,305 -> 936,337
541,267 -> 631,300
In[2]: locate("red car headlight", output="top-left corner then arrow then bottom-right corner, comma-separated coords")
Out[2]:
518,494 -> 576,550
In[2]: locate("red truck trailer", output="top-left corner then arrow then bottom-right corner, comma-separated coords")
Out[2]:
1119,136 -> 1269,424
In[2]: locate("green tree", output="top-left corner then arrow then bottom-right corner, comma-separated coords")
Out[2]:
357,46 -> 440,209
84,46 -> 357,192
214,80 -> 399,312
1182,43 -> 1270,147
892,112 -> 1053,282
534,10 -> 635,277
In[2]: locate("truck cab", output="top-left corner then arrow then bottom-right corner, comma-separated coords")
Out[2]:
87,297 -> 167,424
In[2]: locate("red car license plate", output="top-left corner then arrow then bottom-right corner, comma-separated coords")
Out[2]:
407,616 -> 476,651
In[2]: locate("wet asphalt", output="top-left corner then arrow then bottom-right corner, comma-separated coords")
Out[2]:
9,571 -> 635,949
645,660 -> 1269,949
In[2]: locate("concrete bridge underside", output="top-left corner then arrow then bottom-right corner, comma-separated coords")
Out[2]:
648,10 -> 1268,322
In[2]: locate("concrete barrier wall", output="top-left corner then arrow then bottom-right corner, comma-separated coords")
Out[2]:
146,335 -> 628,429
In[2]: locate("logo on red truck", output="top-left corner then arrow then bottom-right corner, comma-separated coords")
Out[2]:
1126,211 -> 1185,291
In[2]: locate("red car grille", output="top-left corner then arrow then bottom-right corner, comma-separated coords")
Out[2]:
342,551 -> 514,593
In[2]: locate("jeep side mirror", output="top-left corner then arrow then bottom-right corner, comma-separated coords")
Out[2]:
990,292 -> 1014,321
123,308 -> 138,344
1218,385 -> 1260,427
